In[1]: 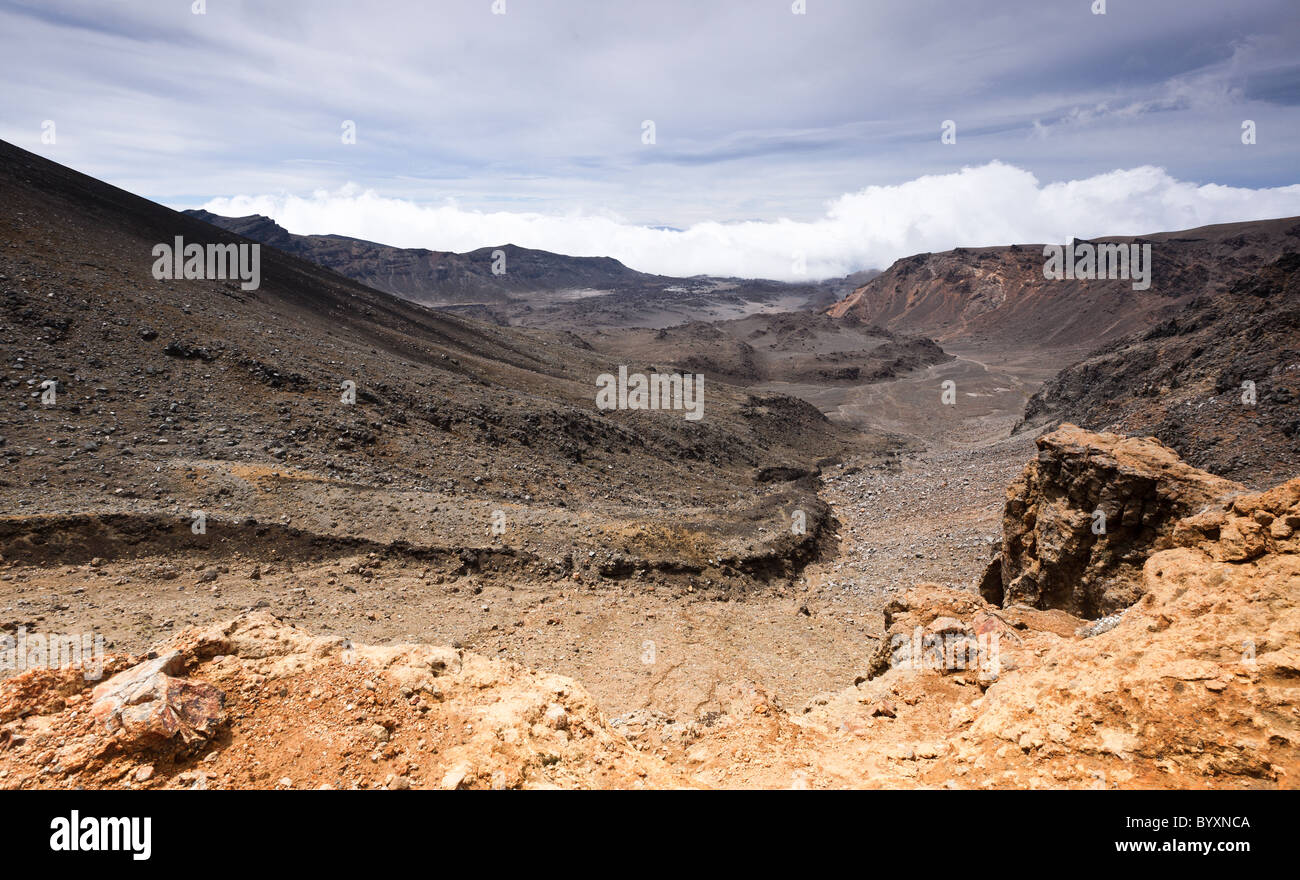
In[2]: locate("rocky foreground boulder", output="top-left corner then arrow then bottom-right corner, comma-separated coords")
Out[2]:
979,423 -> 1242,617
89,650 -> 226,749
0,613 -> 680,789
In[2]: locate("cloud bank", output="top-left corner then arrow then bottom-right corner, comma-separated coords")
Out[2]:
201,162 -> 1300,281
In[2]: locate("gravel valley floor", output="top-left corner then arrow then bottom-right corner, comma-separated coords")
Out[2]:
0,347 -> 1064,720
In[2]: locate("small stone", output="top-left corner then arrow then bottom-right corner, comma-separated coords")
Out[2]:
543,703 -> 570,730
915,742 -> 943,759
441,762 -> 473,790
925,616 -> 968,636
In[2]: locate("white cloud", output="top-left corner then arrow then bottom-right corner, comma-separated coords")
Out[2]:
200,162 -> 1300,281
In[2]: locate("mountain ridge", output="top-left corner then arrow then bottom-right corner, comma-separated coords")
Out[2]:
825,217 -> 1300,350
182,208 -> 661,306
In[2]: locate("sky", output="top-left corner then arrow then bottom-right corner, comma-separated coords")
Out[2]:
2,0 -> 1299,279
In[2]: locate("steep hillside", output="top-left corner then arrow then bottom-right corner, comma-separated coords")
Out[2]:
0,139 -> 872,591
1023,253 -> 1300,487
826,218 -> 1300,350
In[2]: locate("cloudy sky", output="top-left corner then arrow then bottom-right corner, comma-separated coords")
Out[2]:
2,0 -> 1299,278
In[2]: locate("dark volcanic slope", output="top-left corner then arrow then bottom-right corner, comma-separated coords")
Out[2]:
183,209 -> 658,306
827,218 -> 1300,351
1024,252 -> 1300,487
0,139 -> 875,586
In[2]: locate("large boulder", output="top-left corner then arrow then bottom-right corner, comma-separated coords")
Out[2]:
89,651 -> 226,750
866,582 -> 1083,685
981,424 -> 1241,617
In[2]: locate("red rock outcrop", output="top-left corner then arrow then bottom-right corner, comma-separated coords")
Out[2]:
980,424 -> 1242,617
0,613 -> 684,790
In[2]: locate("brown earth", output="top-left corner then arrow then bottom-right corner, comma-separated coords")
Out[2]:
1023,252 -> 1300,487
0,137 -> 871,596
826,217 -> 1300,351
2,140 -> 1298,789
2,429 -> 1295,789
0,139 -> 965,732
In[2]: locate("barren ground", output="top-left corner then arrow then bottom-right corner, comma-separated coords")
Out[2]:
0,346 -> 1070,721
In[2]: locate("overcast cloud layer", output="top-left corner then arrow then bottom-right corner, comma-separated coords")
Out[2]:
204,164 -> 1300,279
2,0 -> 1299,278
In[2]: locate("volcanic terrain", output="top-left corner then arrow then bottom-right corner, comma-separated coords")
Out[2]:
1,139 -> 1297,789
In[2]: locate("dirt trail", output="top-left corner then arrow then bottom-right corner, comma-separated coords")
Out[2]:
789,346 -> 1068,648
